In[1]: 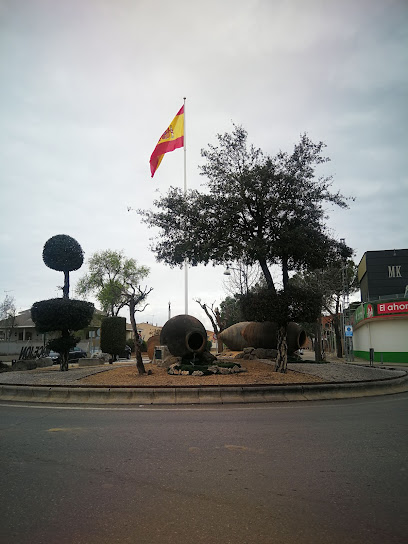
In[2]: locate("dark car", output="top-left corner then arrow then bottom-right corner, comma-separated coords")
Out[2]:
68,347 -> 88,362
118,345 -> 132,360
48,350 -> 61,365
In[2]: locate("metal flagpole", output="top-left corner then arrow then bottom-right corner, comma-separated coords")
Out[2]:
183,97 -> 188,315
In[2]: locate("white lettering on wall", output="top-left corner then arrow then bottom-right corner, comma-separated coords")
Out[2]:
388,265 -> 402,278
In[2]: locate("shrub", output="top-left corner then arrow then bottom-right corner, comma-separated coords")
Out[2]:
31,299 -> 94,333
47,334 -> 80,354
42,234 -> 84,272
100,317 -> 126,360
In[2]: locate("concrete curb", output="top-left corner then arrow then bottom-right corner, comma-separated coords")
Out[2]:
1,373 -> 408,405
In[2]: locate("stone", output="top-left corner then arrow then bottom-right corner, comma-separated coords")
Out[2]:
153,345 -> 172,366
192,370 -> 204,376
253,348 -> 277,360
159,355 -> 180,369
200,350 -> 217,364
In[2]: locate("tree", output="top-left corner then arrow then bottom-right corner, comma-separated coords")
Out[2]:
100,317 -> 126,363
31,235 -> 93,371
76,250 -> 152,374
291,256 -> 358,358
139,126 -> 353,371
0,294 -> 16,340
219,295 -> 243,329
43,235 -> 84,299
194,299 -> 224,352
223,260 -> 262,297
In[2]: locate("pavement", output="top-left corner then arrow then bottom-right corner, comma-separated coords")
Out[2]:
0,353 -> 407,405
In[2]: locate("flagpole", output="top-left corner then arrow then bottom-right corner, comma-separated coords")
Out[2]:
183,97 -> 188,314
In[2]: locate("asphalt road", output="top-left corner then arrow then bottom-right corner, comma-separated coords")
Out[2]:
1,394 -> 407,544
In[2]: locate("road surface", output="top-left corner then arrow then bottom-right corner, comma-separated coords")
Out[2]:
1,394 -> 407,543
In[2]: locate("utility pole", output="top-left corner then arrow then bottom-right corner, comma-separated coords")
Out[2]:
340,238 -> 354,362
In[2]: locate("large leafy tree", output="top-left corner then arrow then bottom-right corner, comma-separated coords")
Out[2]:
139,126 -> 352,371
76,250 -> 152,374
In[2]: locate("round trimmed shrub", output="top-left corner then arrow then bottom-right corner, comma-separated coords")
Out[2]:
31,299 -> 94,333
43,234 -> 84,272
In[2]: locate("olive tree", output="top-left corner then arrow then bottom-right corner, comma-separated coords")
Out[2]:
76,250 -> 152,374
139,126 -> 353,371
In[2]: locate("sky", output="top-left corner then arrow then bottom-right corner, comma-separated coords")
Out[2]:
1,0 -> 407,330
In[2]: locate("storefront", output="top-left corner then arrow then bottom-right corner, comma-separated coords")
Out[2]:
352,299 -> 408,363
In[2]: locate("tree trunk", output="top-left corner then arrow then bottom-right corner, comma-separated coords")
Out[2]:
258,258 -> 276,294
214,308 -> 224,353
314,318 -> 323,362
195,301 -> 222,353
63,271 -> 69,299
333,317 -> 343,358
60,330 -> 69,371
282,256 -> 289,290
129,298 -> 146,375
275,325 -> 288,373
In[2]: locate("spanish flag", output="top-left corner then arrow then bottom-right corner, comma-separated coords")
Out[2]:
150,106 -> 184,178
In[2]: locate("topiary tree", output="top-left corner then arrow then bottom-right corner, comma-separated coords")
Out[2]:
43,234 -> 84,299
100,317 -> 126,363
31,235 -> 93,371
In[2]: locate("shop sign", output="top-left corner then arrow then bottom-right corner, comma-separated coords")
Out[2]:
377,301 -> 408,315
354,304 -> 365,324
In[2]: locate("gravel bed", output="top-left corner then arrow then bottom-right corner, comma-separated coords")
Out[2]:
0,366 -> 110,385
0,361 -> 405,387
287,361 -> 406,382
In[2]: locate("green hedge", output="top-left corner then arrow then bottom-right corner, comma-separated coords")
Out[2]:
100,317 -> 126,358
171,362 -> 242,375
31,299 -> 94,333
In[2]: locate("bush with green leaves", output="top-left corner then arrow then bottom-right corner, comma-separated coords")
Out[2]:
100,317 -> 126,362
31,235 -> 93,371
31,299 -> 94,333
47,334 -> 80,355
43,234 -> 84,272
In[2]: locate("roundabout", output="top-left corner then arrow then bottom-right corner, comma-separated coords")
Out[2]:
1,356 -> 407,405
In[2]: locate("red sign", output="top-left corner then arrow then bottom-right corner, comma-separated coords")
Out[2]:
377,301 -> 408,315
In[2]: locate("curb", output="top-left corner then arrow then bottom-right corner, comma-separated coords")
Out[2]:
1,374 -> 408,405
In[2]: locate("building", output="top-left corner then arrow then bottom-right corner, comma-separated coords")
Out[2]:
352,249 -> 408,363
358,249 -> 408,302
0,308 -> 103,359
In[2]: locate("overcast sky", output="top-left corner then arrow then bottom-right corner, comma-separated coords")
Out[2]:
1,0 -> 407,330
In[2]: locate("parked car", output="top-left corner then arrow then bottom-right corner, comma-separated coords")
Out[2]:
68,347 -> 88,362
118,345 -> 132,360
48,350 -> 61,365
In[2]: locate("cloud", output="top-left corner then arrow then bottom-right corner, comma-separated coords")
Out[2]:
0,0 -> 407,328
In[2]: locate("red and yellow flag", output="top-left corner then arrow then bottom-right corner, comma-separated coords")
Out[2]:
150,106 -> 184,178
